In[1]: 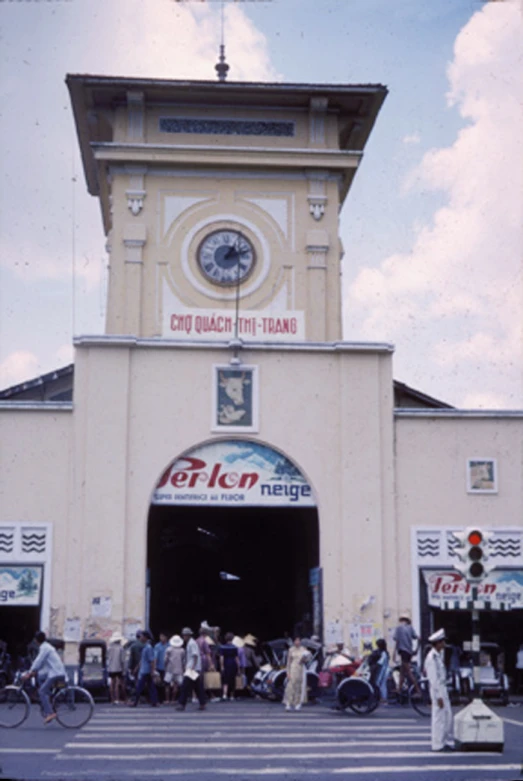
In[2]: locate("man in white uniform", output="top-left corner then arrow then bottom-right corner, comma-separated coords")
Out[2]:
425,628 -> 454,752
22,631 -> 67,724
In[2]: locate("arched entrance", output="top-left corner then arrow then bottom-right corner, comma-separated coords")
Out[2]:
147,440 -> 320,640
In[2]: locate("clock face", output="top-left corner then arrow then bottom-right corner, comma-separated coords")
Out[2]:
197,230 -> 256,286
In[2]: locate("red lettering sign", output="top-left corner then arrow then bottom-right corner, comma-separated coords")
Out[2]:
427,571 -> 498,598
156,459 -> 259,492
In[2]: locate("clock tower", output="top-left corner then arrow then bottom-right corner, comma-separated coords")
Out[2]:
68,76 -> 386,343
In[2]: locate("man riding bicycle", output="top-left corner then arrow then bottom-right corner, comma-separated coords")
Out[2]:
21,631 -> 67,724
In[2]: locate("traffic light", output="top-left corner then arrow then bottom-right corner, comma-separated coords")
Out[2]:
451,528 -> 493,582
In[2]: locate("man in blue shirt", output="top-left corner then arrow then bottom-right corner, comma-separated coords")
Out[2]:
129,631 -> 158,707
22,631 -> 67,724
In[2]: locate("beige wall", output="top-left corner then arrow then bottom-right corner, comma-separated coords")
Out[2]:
394,414 -> 523,614
69,341 -> 394,641
2,359 -> 522,657
102,94 -> 350,343
0,407 -> 72,631
107,169 -> 343,341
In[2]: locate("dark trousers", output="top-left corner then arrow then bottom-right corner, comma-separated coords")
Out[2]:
178,673 -> 206,706
156,670 -> 166,703
134,673 -> 158,705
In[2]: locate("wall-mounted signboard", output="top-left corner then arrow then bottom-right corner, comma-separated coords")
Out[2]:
164,307 -> 305,342
423,569 -> 523,610
152,440 -> 314,507
0,565 -> 43,606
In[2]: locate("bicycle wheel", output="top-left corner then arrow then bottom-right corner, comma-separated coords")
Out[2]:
409,678 -> 431,717
53,686 -> 94,728
0,686 -> 30,728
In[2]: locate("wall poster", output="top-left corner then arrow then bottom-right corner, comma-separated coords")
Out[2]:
212,365 -> 259,432
467,458 -> 497,493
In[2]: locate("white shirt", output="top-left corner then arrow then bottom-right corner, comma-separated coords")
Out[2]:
425,647 -> 447,700
30,641 -> 66,679
185,638 -> 202,672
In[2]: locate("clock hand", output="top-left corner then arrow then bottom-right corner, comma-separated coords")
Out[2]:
224,246 -> 238,260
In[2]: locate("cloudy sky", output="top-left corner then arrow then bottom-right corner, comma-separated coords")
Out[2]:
0,0 -> 522,408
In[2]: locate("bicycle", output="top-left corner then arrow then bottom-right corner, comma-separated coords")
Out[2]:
0,672 -> 94,729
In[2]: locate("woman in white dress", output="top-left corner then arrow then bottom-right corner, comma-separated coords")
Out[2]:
284,637 -> 311,711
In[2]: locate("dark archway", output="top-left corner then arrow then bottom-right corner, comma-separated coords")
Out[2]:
146,440 -> 320,640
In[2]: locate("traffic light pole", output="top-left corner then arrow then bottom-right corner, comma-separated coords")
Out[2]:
450,529 -> 505,751
471,586 -> 481,695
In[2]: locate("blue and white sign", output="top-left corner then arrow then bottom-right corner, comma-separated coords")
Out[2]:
153,440 -> 315,507
0,565 -> 42,606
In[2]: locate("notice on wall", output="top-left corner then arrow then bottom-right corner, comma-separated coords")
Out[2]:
64,617 -> 82,643
152,440 -> 315,508
360,623 -> 375,653
124,621 -> 142,641
0,566 -> 42,606
348,623 -> 361,652
91,596 -> 112,619
324,620 -> 343,646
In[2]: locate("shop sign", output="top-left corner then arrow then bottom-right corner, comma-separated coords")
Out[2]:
423,569 -> 523,609
152,440 -> 314,507
163,307 -> 305,342
0,565 -> 42,606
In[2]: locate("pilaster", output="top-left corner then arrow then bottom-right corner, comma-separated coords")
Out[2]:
123,223 -> 147,335
306,229 -> 329,341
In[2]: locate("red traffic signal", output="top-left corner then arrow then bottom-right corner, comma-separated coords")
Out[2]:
468,530 -> 483,546
451,528 -> 492,582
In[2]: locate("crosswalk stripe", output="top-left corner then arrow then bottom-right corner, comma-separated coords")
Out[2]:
81,724 -> 430,737
41,764 -> 523,777
62,740 -> 440,749
75,736 -> 431,743
88,715 -> 421,723
2,749 -> 57,754
502,716 -> 523,727
54,751 -> 504,761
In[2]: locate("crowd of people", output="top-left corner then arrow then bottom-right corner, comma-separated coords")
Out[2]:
110,620 -> 456,750
107,623 -> 263,711
6,613 -> 483,752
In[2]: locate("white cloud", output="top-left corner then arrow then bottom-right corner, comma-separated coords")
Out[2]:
345,1 -> 523,408
402,133 -> 421,145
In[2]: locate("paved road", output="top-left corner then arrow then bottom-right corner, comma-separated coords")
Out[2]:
2,699 -> 522,780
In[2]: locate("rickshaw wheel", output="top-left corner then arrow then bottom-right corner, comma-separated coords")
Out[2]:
337,677 -> 377,715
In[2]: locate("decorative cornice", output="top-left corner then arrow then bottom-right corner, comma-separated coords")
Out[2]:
73,334 -> 395,354
395,409 -> 523,419
0,401 -> 73,412
92,143 -> 362,174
